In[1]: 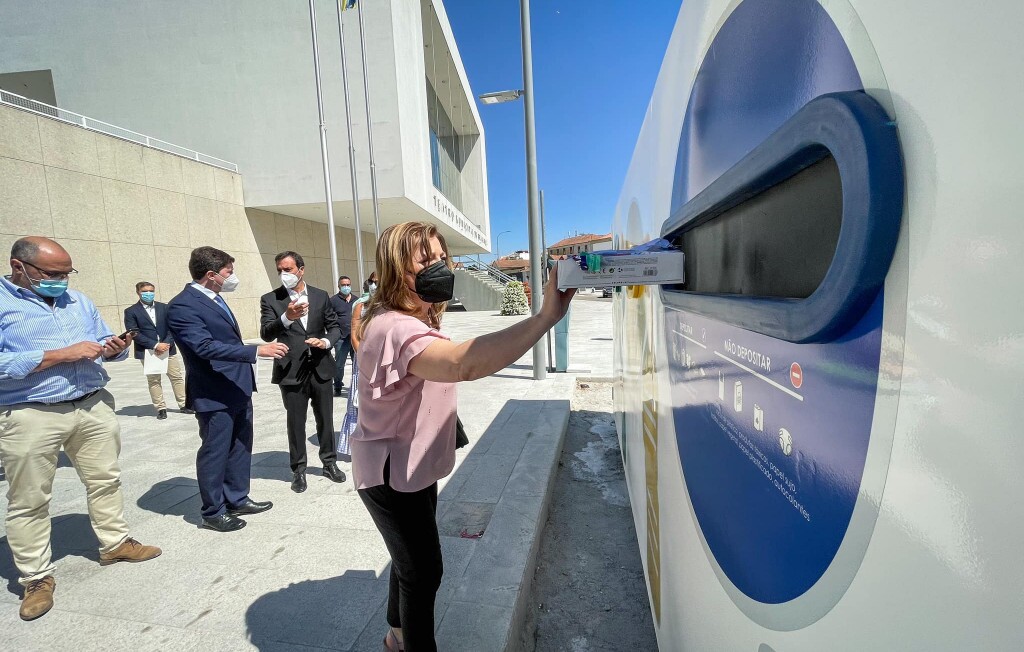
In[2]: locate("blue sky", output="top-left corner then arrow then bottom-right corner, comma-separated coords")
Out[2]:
443,0 -> 681,258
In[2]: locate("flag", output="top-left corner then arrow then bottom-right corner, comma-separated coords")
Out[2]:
342,0 -> 357,10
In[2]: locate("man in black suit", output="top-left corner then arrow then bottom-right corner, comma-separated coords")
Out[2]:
167,246 -> 288,532
124,281 -> 192,419
259,251 -> 345,493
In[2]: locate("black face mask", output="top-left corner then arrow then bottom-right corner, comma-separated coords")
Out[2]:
414,260 -> 455,303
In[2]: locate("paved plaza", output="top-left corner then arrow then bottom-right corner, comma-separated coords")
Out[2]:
0,296 -> 613,651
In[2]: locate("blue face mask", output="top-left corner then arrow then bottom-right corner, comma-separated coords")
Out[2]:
33,279 -> 69,298
20,262 -> 70,298
140,291 -> 155,303
339,286 -> 352,296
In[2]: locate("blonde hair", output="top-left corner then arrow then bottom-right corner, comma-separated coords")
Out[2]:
358,222 -> 451,339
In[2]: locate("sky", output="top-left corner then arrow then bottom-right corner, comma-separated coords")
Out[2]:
442,0 -> 681,259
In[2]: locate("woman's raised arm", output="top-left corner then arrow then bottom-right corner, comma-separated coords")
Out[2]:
408,267 -> 575,383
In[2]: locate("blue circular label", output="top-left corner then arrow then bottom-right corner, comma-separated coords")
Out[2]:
668,0 -> 883,605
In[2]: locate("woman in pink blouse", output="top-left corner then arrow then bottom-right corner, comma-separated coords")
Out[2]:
353,222 -> 575,651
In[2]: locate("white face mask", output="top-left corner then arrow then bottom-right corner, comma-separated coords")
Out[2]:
280,272 -> 300,289
217,272 -> 240,293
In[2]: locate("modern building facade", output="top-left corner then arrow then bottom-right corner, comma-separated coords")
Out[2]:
0,0 -> 490,269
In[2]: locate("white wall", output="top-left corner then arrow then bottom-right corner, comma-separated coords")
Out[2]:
0,0 -> 489,250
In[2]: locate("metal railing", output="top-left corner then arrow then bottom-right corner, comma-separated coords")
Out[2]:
456,255 -> 517,286
0,89 -> 238,173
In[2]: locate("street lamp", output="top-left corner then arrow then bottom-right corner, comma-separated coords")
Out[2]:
494,230 -> 511,262
479,90 -> 523,105
478,0 -> 546,380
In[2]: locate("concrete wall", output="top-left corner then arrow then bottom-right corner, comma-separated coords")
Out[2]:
0,104 -> 371,339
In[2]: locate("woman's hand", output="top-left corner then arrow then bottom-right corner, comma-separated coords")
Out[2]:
539,265 -> 576,327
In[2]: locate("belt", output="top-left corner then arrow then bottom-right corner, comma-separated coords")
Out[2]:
44,389 -> 101,406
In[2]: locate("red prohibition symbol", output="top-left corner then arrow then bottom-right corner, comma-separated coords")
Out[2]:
790,362 -> 803,389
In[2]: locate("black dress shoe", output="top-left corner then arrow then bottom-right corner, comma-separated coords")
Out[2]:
157,409 -> 167,420
323,462 -> 346,483
291,472 -> 307,493
200,513 -> 246,532
333,388 -> 343,397
180,408 -> 195,415
227,498 -> 273,515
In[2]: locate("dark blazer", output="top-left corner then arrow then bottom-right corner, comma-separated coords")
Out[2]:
166,284 -> 259,412
124,301 -> 177,360
259,284 -> 340,386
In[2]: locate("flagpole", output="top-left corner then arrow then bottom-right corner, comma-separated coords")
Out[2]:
308,0 -> 341,289
336,0 -> 366,290
355,0 -> 382,242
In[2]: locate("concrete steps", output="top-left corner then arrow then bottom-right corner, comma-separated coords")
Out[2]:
454,268 -> 506,311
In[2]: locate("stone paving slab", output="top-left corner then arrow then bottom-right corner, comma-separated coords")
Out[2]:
0,297 -> 612,650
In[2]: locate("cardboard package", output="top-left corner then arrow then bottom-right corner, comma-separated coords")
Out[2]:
556,251 -> 685,289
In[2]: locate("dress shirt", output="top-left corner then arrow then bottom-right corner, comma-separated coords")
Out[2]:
0,276 -> 127,405
280,284 -> 330,348
189,281 -> 219,302
328,291 -> 354,339
190,281 -> 239,326
143,301 -> 157,327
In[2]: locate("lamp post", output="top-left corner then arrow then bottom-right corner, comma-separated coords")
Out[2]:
494,230 -> 511,262
478,0 -> 546,380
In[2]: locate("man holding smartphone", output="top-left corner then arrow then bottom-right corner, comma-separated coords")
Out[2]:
124,281 -> 191,420
0,237 -> 162,622
259,251 -> 345,493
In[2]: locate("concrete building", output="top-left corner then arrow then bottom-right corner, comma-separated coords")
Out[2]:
495,257 -> 532,282
0,0 -> 490,312
547,233 -> 613,257
0,99 -> 351,339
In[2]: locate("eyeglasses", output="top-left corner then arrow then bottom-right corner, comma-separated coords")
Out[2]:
20,260 -> 79,281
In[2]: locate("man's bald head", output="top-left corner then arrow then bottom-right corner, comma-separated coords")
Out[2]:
9,236 -> 74,293
11,236 -> 69,264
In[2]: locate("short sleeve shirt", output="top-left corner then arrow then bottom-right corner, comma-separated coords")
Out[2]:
351,310 -> 457,491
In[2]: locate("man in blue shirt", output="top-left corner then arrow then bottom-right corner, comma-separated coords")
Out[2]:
0,237 -> 162,621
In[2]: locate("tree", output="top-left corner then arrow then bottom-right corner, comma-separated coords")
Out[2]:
500,281 -> 530,316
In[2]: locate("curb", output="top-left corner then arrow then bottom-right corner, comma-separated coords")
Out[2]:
434,377 -> 574,651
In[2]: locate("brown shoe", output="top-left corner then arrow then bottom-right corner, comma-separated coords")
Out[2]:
20,576 -> 55,621
98,537 -> 162,566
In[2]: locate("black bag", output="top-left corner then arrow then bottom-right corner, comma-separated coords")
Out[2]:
455,416 -> 469,449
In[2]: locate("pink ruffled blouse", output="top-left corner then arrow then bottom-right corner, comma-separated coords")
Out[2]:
351,310 -> 457,491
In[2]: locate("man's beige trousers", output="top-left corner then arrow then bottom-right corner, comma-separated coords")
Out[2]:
0,389 -> 130,585
145,352 -> 186,411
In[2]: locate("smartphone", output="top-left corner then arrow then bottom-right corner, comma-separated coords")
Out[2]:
117,328 -> 139,340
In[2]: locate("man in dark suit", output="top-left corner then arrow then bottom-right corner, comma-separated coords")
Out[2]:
166,246 -> 288,532
259,251 -> 345,493
124,281 -> 192,419
329,275 -> 356,396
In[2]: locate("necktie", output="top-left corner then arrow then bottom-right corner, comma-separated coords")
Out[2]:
214,295 -> 236,325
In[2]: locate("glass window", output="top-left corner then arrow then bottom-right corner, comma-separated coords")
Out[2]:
422,1 -> 477,217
